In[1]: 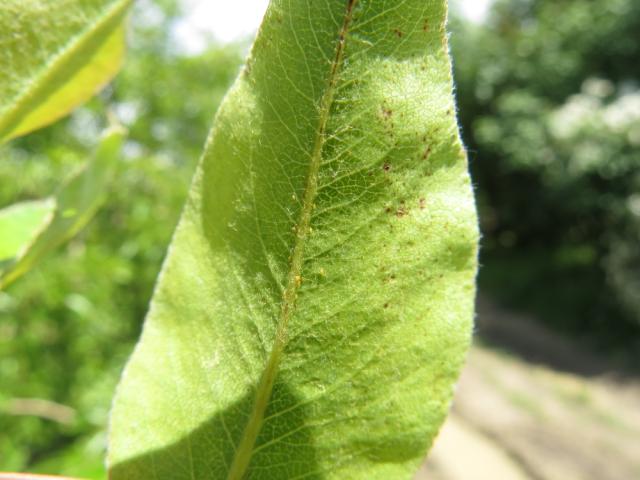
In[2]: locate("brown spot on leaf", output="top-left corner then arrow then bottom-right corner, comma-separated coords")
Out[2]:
382,162 -> 392,172
393,28 -> 404,38
419,198 -> 426,209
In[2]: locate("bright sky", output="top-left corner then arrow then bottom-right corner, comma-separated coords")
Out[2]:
173,0 -> 493,54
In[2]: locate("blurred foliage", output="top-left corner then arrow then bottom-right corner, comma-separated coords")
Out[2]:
0,0 -> 242,476
2,0 -> 640,476
450,0 -> 640,355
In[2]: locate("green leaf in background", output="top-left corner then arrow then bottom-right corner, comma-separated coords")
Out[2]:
108,0 -> 478,478
0,475 -> 80,480
0,0 -> 133,143
0,125 -> 126,290
0,199 -> 55,264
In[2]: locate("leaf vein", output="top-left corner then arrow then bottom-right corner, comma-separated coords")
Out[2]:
225,2 -> 360,478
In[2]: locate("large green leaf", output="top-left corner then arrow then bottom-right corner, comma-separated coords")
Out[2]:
0,126 -> 125,290
108,1 -> 478,479
0,0 -> 133,143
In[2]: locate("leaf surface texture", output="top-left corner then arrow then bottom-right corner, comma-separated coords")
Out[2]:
108,1 -> 478,478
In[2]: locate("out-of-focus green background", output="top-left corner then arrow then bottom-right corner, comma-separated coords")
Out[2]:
1,0 -> 638,478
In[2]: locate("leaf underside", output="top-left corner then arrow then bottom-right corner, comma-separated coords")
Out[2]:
0,0 -> 132,144
108,1 -> 478,479
0,126 -> 125,290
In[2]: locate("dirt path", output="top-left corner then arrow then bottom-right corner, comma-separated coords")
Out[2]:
416,413 -> 531,480
415,297 -> 640,480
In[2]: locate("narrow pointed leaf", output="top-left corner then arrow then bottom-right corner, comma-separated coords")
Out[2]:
0,0 -> 133,143
109,1 -> 478,479
0,126 -> 125,289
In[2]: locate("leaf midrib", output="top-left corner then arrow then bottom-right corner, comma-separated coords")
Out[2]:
225,1 -> 358,478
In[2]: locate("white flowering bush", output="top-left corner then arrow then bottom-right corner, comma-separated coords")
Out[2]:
550,81 -> 640,321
